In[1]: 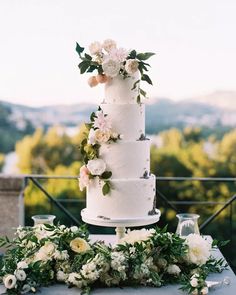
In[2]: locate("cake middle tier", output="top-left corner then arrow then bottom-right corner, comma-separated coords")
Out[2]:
100,103 -> 145,140
99,140 -> 150,178
86,174 -> 156,219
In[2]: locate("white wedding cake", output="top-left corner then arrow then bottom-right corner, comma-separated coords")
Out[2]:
76,39 -> 159,225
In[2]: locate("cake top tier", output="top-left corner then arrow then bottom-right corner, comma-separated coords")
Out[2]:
76,39 -> 155,104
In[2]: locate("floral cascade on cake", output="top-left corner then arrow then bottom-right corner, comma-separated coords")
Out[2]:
0,225 -> 228,295
76,39 -> 158,221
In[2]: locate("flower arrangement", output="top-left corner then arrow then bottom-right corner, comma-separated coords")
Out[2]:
75,39 -> 155,103
0,225 -> 228,295
78,107 -> 122,195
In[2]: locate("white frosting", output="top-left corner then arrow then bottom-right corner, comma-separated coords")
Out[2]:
104,73 -> 139,104
99,140 -> 150,178
100,103 -> 145,140
86,174 -> 156,218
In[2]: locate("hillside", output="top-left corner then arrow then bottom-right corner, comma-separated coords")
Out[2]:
0,90 -> 236,153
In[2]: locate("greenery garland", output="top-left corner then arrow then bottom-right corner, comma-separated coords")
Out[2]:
0,225 -> 228,295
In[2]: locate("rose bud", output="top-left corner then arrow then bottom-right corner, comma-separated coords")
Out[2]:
88,76 -> 98,87
96,74 -> 108,83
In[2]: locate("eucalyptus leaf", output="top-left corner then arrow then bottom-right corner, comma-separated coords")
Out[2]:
136,52 -> 155,61
102,182 -> 111,195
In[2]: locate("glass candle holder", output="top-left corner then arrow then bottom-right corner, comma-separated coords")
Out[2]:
176,213 -> 200,237
32,215 -> 56,226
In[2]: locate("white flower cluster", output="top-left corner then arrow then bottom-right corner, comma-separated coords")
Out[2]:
185,234 -> 211,266
190,274 -> 209,294
120,228 -> 156,244
3,260 -> 29,290
88,39 -> 139,78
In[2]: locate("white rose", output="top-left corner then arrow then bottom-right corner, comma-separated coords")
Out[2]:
102,59 -> 120,77
166,264 -> 181,276
3,274 -> 17,289
185,234 -> 211,266
17,261 -> 28,269
34,242 -> 57,262
56,270 -> 68,282
125,59 -> 139,75
88,128 -> 96,145
14,269 -> 26,281
89,41 -> 102,55
94,129 -> 111,143
87,159 -> 106,176
103,39 -> 117,52
70,226 -> 79,233
190,277 -> 198,287
201,287 -> 209,294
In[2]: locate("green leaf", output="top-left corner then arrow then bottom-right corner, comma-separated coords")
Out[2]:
136,52 -> 155,60
141,74 -> 153,85
131,79 -> 140,90
84,53 -> 92,61
101,171 -> 112,179
102,182 -> 111,195
76,42 -> 85,54
137,94 -> 141,104
129,50 -> 137,59
78,61 -> 90,74
87,65 -> 97,73
90,112 -> 96,122
140,88 -> 147,97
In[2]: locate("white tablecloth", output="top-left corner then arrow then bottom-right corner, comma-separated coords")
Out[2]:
1,235 -> 235,295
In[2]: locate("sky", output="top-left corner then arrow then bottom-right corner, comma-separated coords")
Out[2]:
0,0 -> 235,107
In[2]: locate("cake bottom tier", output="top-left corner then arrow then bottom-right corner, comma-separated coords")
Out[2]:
86,174 -> 156,219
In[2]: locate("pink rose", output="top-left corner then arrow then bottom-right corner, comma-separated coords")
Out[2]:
93,111 -> 112,132
79,165 -> 90,191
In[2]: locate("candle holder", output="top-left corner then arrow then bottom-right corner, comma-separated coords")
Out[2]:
176,213 -> 200,236
32,215 -> 56,226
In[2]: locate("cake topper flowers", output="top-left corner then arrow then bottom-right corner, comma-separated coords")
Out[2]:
76,39 -> 155,103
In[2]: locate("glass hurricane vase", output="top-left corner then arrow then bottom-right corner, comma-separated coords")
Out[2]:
176,213 -> 200,237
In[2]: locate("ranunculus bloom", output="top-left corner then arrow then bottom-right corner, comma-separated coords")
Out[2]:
79,165 -> 90,191
94,129 -> 111,143
93,111 -> 112,132
89,41 -> 102,55
87,159 -> 106,176
3,274 -> 17,289
102,59 -> 120,77
185,234 -> 211,266
125,59 -> 139,75
14,269 -> 26,281
70,238 -> 90,253
88,76 -> 98,87
103,39 -> 117,53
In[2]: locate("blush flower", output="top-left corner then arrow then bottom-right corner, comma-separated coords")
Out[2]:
89,41 -> 102,55
125,59 -> 139,75
102,59 -> 120,77
94,129 -> 111,143
79,165 -> 90,191
103,39 -> 117,53
108,47 -> 129,63
70,238 -> 91,253
93,111 -> 112,132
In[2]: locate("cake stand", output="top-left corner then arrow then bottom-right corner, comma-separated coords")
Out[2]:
81,208 -> 161,242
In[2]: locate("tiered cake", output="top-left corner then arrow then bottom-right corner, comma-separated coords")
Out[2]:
77,39 -> 160,226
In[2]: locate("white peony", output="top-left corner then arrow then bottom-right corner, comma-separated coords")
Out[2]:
166,264 -> 181,276
17,261 -> 28,269
56,270 -> 68,282
14,269 -> 26,281
119,228 -> 155,244
87,159 -> 106,176
125,59 -> 139,75
93,111 -> 112,132
102,59 -> 120,77
89,41 -> 102,55
103,39 -> 117,52
108,47 -> 128,63
185,234 -> 211,266
3,274 -> 17,289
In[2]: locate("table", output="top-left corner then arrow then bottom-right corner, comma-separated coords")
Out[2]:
1,235 -> 235,295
